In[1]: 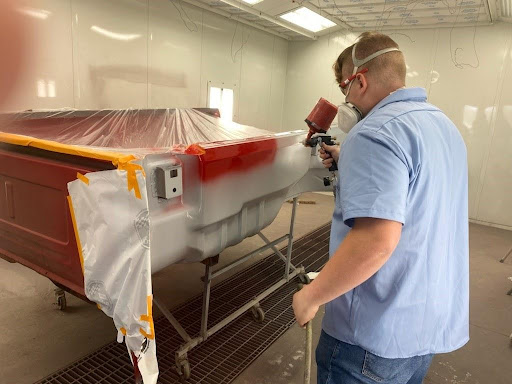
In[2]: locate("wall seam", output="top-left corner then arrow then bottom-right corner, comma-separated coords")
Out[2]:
237,24 -> 244,123
146,0 -> 150,108
199,9 -> 205,106
427,29 -> 440,99
267,37 -> 276,131
70,0 -> 80,108
69,0 -> 76,108
279,39 -> 289,132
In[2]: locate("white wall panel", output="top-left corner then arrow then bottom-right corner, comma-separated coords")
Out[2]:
282,23 -> 512,229
282,32 -> 360,133
200,12 -> 244,118
282,29 -> 438,133
282,40 -> 320,133
429,24 -> 511,219
71,0 -> 148,110
148,0 -> 202,109
4,0 -> 288,130
476,29 -> 512,227
2,0 -> 74,112
239,29 -> 274,129
388,30 -> 438,91
266,37 -> 287,132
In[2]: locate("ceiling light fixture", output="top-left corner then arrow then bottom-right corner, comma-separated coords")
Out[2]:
280,7 -> 336,33
241,0 -> 264,4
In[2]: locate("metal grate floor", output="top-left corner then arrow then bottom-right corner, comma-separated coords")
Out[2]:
36,222 -> 331,384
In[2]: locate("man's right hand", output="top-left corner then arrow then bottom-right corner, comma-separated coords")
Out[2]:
319,143 -> 340,169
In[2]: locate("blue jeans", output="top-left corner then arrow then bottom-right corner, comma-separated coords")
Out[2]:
316,331 -> 434,384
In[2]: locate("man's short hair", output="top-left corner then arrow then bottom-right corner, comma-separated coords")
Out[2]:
333,32 -> 406,87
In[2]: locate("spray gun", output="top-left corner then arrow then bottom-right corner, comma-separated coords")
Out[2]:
304,98 -> 339,187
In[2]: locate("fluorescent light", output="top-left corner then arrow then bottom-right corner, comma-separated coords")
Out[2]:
280,7 -> 336,32
242,0 -> 264,4
18,7 -> 51,20
500,0 -> 512,18
90,26 -> 141,41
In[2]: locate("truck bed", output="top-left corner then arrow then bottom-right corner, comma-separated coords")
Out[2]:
0,143 -> 114,297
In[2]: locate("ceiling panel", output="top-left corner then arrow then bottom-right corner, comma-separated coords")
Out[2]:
318,0 -> 491,28
191,0 -> 495,39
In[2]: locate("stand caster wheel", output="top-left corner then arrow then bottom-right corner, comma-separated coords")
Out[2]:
178,360 -> 191,382
57,295 -> 67,310
250,305 -> 265,323
54,288 -> 67,310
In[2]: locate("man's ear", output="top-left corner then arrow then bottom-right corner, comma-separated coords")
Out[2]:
356,73 -> 368,92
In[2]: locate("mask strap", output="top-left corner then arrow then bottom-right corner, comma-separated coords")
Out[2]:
347,44 -> 400,96
352,45 -> 400,68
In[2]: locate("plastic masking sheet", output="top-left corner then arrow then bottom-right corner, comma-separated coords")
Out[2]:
0,108 -> 274,384
0,108 -> 272,155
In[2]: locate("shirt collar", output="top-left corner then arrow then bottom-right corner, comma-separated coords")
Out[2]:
367,87 -> 428,117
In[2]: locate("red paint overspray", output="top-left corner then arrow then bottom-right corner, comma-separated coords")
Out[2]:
305,98 -> 338,142
179,134 -> 308,183
0,0 -> 30,109
198,138 -> 278,182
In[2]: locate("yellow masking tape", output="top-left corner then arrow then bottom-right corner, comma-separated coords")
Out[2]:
114,159 -> 146,200
139,295 -> 155,340
77,172 -> 90,185
0,132 -> 132,163
67,195 -> 85,275
0,133 -> 145,199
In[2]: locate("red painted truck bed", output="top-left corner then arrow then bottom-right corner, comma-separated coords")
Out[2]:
0,108 -> 224,299
0,143 -> 114,297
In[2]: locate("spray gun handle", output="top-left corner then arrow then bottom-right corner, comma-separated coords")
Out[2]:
327,155 -> 338,172
322,137 -> 338,172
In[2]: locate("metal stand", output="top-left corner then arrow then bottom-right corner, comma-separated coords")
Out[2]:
500,247 -> 512,263
154,197 -> 304,381
501,249 -> 512,341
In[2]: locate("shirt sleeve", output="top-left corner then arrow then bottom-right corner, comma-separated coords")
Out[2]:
339,130 -> 410,227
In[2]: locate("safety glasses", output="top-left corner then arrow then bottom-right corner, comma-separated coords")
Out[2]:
339,68 -> 369,95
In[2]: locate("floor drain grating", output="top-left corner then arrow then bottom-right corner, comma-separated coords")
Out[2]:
36,222 -> 331,384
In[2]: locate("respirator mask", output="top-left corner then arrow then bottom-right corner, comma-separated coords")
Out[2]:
337,44 -> 400,134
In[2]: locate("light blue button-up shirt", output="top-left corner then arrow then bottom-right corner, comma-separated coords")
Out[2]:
323,87 -> 469,358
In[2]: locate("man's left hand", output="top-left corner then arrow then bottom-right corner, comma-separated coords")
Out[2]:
293,286 -> 319,327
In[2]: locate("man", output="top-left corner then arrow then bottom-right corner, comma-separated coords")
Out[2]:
293,32 -> 469,384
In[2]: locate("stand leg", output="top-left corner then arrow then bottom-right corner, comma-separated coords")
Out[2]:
285,197 -> 298,281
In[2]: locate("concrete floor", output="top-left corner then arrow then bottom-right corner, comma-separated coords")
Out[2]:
1,192 -> 511,384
